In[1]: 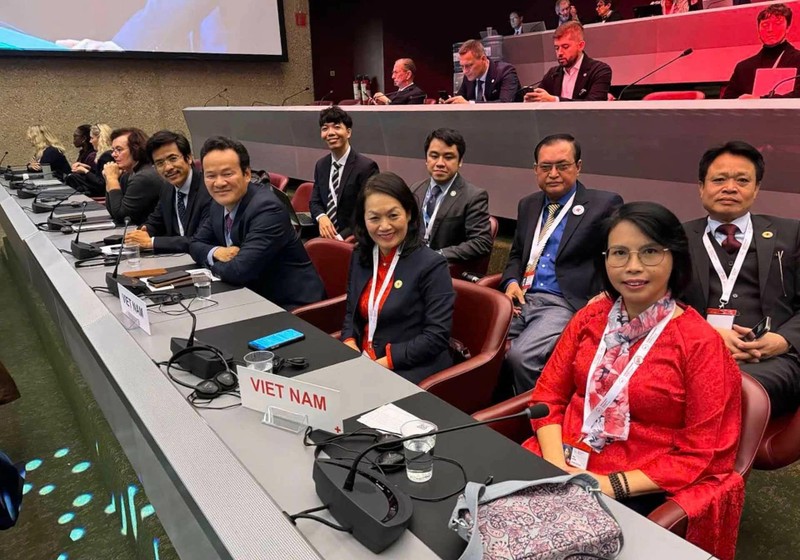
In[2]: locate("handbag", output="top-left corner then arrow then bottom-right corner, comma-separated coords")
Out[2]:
448,473 -> 623,560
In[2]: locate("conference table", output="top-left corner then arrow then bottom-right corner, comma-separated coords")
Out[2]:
0,182 -> 716,559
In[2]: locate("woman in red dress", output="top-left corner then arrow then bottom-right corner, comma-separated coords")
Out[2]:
524,202 -> 743,560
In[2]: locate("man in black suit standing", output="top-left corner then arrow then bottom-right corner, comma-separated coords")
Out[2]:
524,22 -> 612,102
372,58 -> 427,105
501,134 -> 623,392
683,141 -> 800,418
310,106 -> 379,240
125,130 -> 211,253
444,40 -> 521,104
189,136 -> 325,310
410,128 -> 493,269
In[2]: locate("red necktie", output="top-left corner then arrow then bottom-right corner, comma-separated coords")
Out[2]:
717,224 -> 741,254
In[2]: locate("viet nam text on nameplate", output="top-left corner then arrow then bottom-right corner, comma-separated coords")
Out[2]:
118,284 -> 150,334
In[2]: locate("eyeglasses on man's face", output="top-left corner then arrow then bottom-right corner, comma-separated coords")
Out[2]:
535,161 -> 576,174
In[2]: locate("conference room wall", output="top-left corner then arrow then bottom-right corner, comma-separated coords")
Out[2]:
0,7 -> 313,167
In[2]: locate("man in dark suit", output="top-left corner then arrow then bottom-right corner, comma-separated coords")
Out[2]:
189,136 -> 325,310
525,22 -> 612,102
372,58 -> 427,105
124,130 -> 211,254
310,106 -> 379,240
589,0 -> 624,24
501,134 -> 623,392
410,128 -> 493,269
683,141 -> 800,417
444,39 -> 521,104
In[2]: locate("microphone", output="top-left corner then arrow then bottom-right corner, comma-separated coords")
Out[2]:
312,403 -> 549,552
104,218 -> 145,296
44,189 -> 79,229
203,87 -> 229,107
618,48 -> 693,100
766,73 -> 800,98
70,202 -> 103,259
281,86 -> 310,106
319,90 -> 334,103
31,190 -> 71,214
169,298 -> 234,379
461,271 -> 482,283
0,151 -> 7,169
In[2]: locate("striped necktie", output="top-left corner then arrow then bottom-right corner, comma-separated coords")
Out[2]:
524,202 -> 562,292
326,161 -> 342,226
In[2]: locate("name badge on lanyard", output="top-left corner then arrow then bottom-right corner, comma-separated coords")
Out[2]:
366,245 -> 401,354
702,218 -> 752,329
521,194 -> 575,290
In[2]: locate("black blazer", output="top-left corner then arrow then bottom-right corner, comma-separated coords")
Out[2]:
539,55 -> 613,101
106,164 -> 164,225
189,183 -> 325,310
342,245 -> 455,384
500,181 -> 623,311
390,83 -> 427,104
683,215 -> 800,352
310,149 -> 379,238
456,60 -> 521,103
143,169 -> 212,254
589,11 -> 624,24
723,42 -> 800,99
35,146 -> 71,180
410,174 -> 493,263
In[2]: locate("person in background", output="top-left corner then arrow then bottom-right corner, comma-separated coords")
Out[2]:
510,11 -> 525,35
723,3 -> 800,99
445,40 -> 521,104
590,0 -> 623,24
551,0 -> 580,29
103,127 -> 163,225
26,125 -> 71,180
342,172 -> 455,383
72,124 -> 95,168
372,58 -> 427,105
68,123 -> 114,197
661,0 -> 698,15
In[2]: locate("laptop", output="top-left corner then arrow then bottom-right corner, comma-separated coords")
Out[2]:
522,22 -> 546,33
270,185 -> 315,228
753,67 -> 796,97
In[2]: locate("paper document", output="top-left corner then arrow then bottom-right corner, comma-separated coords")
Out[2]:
358,403 -> 421,435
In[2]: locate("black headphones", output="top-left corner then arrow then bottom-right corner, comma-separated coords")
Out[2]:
165,344 -> 238,401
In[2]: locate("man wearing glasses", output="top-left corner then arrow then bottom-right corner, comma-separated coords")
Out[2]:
125,131 -> 212,254
500,134 -> 623,392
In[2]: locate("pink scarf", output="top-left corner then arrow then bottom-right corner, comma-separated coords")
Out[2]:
584,293 -> 675,450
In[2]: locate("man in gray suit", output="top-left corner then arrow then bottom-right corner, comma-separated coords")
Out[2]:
410,129 -> 493,270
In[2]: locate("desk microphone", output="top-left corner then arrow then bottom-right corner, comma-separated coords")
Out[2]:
31,189 -> 71,214
203,87 -> 229,107
319,90 -> 334,103
281,86 -> 311,106
105,218 -> 145,296
766,73 -> 800,98
617,48 -> 693,100
45,190 -> 79,230
312,403 -> 549,553
169,297 -> 234,379
0,151 -> 7,169
70,202 -> 103,259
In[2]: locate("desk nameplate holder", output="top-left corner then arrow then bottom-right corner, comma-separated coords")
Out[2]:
262,407 -> 309,434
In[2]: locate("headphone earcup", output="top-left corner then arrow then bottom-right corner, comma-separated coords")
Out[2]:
195,379 -> 221,400
215,371 -> 238,391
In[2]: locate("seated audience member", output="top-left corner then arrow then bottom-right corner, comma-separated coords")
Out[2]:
661,0 -> 696,14
310,106 -> 379,240
723,3 -> 800,99
125,131 -> 211,254
683,141 -> 800,418
103,128 -> 163,224
410,128 -> 493,267
73,124 -> 96,168
68,123 -> 114,197
189,136 -> 325,310
26,125 -> 71,180
342,172 -> 455,383
525,202 -> 743,560
525,22 -> 612,102
551,0 -> 580,29
444,40 -> 521,104
590,0 -> 623,23
502,134 -> 623,392
372,59 -> 426,105
510,11 -> 525,35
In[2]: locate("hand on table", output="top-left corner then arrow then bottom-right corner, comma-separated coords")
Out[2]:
213,246 -> 240,262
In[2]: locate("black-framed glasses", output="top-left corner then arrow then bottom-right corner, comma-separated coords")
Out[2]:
535,161 -> 576,173
603,246 -> 670,267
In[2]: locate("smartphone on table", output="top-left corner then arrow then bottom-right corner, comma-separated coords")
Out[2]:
248,328 -> 305,351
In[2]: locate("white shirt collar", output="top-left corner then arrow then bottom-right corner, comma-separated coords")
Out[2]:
332,145 -> 351,166
707,212 -> 751,235
565,53 -> 585,76
178,168 -> 193,194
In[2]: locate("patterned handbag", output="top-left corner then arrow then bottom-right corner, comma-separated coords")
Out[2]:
448,473 -> 623,560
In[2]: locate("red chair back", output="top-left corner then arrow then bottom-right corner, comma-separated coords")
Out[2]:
737,374 -> 771,476
338,99 -> 361,106
424,98 -> 437,105
292,182 -> 313,213
448,216 -> 499,279
304,238 -> 354,298
642,91 -> 705,101
268,172 -> 289,192
755,402 -> 800,470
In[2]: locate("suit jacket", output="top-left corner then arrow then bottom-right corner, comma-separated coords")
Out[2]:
310,149 -> 379,238
539,55 -> 613,101
390,83 -> 427,105
189,183 -> 326,310
500,181 -> 623,311
410,174 -> 493,263
683,215 -> 800,352
456,60 -> 521,103
589,11 -> 624,24
341,245 -> 455,384
106,164 -> 164,225
143,170 -> 212,254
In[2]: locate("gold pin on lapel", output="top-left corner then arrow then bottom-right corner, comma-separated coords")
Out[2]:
762,231 -> 774,239
394,280 -> 403,289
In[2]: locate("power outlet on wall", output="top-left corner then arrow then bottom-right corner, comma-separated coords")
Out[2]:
329,70 -> 335,77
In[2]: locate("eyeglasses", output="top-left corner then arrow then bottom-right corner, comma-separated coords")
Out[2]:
603,246 -> 670,267
535,161 -> 576,173
111,146 -> 128,155
154,154 -> 184,169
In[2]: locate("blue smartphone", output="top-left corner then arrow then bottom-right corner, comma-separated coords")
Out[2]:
248,328 -> 305,351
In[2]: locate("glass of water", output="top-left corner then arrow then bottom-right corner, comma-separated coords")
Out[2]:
192,275 -> 212,300
123,242 -> 141,269
400,420 -> 437,483
243,351 -> 274,373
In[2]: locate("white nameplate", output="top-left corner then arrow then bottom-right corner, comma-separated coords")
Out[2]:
238,366 -> 343,433
118,284 -> 151,334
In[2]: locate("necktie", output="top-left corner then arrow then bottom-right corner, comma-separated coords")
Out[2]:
176,191 -> 187,227
326,161 -> 342,226
476,80 -> 484,103
717,223 -> 742,254
524,203 -> 561,292
224,213 -> 233,246
425,184 -> 441,226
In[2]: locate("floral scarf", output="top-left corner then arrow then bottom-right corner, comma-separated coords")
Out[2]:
584,292 -> 675,450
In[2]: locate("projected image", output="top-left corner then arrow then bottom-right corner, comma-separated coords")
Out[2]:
0,0 -> 284,56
